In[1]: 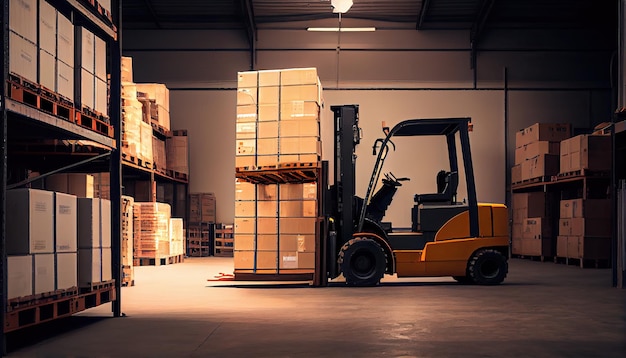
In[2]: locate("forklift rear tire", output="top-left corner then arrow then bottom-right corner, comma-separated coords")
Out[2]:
338,237 -> 386,286
467,249 -> 508,285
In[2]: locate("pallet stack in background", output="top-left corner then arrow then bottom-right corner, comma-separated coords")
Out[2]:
133,203 -> 171,262
187,193 -> 216,257
511,122 -> 613,267
166,130 -> 189,177
122,196 -> 135,286
234,68 -> 322,275
121,58 -> 153,168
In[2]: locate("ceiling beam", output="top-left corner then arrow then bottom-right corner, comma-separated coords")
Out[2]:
417,0 -> 432,30
142,0 -> 162,29
240,0 -> 258,69
470,0 -> 496,69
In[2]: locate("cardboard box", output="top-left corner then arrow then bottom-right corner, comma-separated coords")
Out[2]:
94,34 -> 107,81
57,12 -> 74,67
236,122 -> 256,139
279,200 -> 317,217
258,184 -> 278,201
78,198 -> 100,248
39,49 -> 56,92
6,189 -> 54,254
234,217 -> 255,234
259,104 -> 280,121
280,119 -> 320,138
95,78 -> 108,116
279,137 -> 321,155
280,101 -> 320,121
237,104 -> 257,122
257,200 -> 278,217
560,199 -> 611,219
166,133 -> 189,174
56,59 -> 73,100
101,247 -> 112,281
279,183 -> 317,200
511,237 -> 523,255
522,237 -> 554,257
34,253 -> 55,294
257,138 -> 279,155
100,199 -> 112,248
279,234 -> 316,252
257,155 -> 278,167
280,68 -> 319,86
237,71 -> 257,88
257,251 -> 278,270
80,27 -> 95,73
46,173 -> 94,198
121,56 -> 133,82
235,180 -> 256,201
9,0 -> 37,43
55,192 -> 77,252
39,0 -> 57,55
279,252 -> 299,269
297,252 -> 315,269
9,31 -> 37,83
233,250 -> 255,269
258,218 -> 278,234
234,235 -> 255,251
511,164 -> 522,184
81,69 -> 95,109
559,218 -> 611,237
258,86 -> 279,104
556,236 -> 568,257
515,141 -> 560,165
279,217 -> 316,235
79,248 -> 101,286
559,152 -> 570,173
258,121 -> 278,138
520,154 -> 559,180
280,84 -> 321,104
512,223 -> 523,240
522,217 -> 551,240
512,192 -> 547,219
136,83 -> 170,112
259,70 -> 281,87
257,235 -> 278,251
56,252 -> 77,290
561,135 -> 611,172
201,193 -> 216,223
515,123 -> 572,148
235,201 -> 256,217
8,255 -> 34,299
566,236 -> 579,258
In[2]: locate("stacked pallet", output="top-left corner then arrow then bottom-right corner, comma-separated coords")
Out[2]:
121,196 -> 135,286
166,130 -> 189,176
512,123 -> 571,183
133,202 -> 171,260
213,223 -> 234,257
187,193 -> 216,257
511,192 -> 553,257
234,68 -> 322,275
559,134 -> 611,175
121,58 -> 146,163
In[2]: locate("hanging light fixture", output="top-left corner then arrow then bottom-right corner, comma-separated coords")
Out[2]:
331,0 -> 353,13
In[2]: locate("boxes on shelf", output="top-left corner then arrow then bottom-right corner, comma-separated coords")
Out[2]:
134,202 -> 171,258
78,248 -> 101,287
189,193 -> 216,224
46,173 -> 94,198
55,192 -> 78,252
559,134 -> 611,173
56,252 -> 78,290
10,0 -> 37,44
139,121 -> 154,164
78,198 -> 101,249
7,255 -> 34,299
515,123 -> 572,149
6,189 -> 54,255
9,31 -> 38,84
34,253 -> 55,294
166,130 -> 189,175
122,56 -> 133,83
92,172 -> 111,199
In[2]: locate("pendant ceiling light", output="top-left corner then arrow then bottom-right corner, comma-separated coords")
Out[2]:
331,0 -> 353,13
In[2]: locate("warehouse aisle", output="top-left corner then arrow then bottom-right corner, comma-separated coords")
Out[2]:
7,258 -> 626,357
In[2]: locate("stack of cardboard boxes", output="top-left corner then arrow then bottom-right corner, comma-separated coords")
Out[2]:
169,218 -> 185,258
512,123 -> 571,183
77,198 -> 112,287
133,202 -> 172,259
121,58 -> 147,162
79,25 -> 108,117
166,130 -> 189,176
234,68 -> 322,274
511,192 -> 553,257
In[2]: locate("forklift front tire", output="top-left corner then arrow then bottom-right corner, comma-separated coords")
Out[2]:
338,237 -> 386,286
467,249 -> 508,285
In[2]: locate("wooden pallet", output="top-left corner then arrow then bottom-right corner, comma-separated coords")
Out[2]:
554,256 -> 611,268
75,109 -> 113,138
7,75 -> 75,123
511,175 -> 553,187
7,287 -> 79,309
134,254 -> 185,266
236,162 -> 320,184
557,169 -> 610,179
79,280 -> 116,294
5,282 -> 116,333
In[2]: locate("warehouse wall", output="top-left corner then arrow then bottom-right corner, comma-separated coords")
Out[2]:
124,27 -> 614,224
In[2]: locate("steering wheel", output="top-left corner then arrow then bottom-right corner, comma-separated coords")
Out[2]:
383,172 -> 410,187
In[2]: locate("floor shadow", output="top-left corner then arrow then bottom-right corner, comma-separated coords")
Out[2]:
6,316 -> 111,353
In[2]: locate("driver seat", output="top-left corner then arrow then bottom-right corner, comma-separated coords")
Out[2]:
414,170 -> 458,205
366,177 -> 400,222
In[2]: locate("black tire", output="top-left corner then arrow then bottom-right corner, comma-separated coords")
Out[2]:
452,276 -> 472,284
338,237 -> 386,286
467,249 -> 508,285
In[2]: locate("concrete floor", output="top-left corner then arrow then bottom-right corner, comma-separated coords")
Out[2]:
6,257 -> 626,357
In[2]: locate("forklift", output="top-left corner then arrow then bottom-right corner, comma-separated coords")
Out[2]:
323,105 -> 509,286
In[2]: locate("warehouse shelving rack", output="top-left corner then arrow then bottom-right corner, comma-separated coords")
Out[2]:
1,0 -> 122,353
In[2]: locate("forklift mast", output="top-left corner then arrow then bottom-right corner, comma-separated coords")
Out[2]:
328,105 -> 361,263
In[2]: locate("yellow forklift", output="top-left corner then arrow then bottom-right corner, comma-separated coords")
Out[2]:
322,105 -> 509,286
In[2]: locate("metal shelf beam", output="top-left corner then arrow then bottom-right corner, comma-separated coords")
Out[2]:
66,0 -> 116,39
